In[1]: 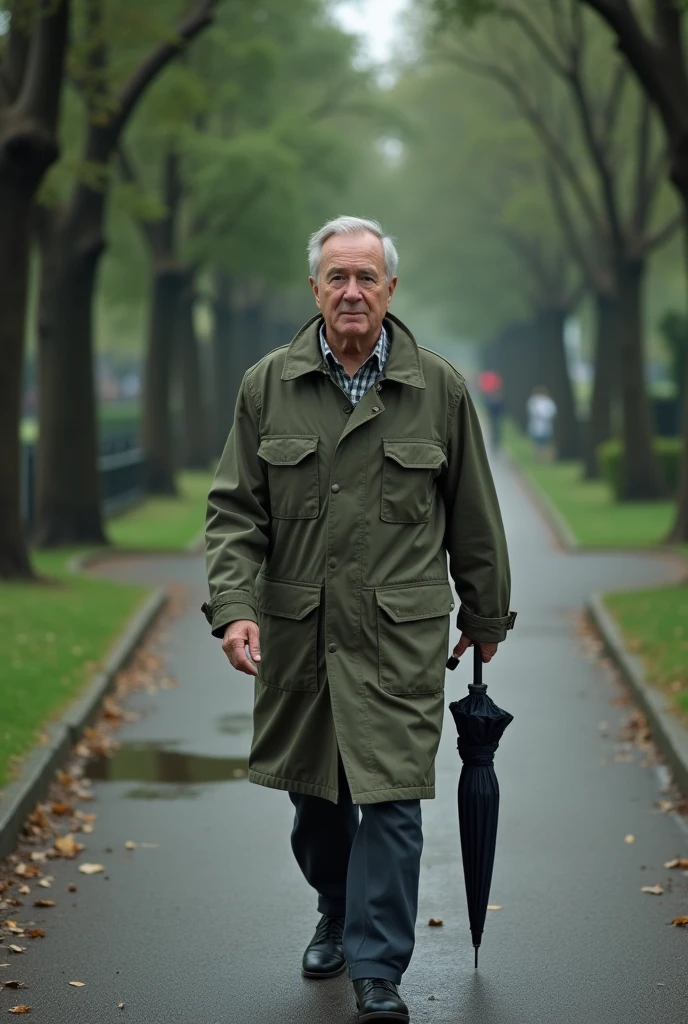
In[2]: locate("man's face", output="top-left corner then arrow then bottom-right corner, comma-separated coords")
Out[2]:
310,232 -> 397,339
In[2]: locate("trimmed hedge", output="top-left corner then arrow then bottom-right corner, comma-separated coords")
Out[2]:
598,438 -> 682,500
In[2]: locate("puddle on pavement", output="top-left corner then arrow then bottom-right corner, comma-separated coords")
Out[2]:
87,742 -> 249,799
216,712 -> 253,735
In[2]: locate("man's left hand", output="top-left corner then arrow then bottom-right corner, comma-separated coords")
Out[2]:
452,633 -> 498,664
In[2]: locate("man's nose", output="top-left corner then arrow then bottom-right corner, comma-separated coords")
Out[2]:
343,275 -> 362,301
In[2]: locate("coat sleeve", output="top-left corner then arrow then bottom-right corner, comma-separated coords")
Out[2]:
204,371 -> 270,638
441,377 -> 515,644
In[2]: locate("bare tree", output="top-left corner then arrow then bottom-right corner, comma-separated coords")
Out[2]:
577,0 -> 688,538
0,0 -> 70,577
33,0 -> 216,547
445,0 -> 680,494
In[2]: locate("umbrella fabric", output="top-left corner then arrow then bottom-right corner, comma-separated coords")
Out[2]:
448,647 -> 513,967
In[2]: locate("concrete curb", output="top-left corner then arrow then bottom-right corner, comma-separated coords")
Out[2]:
506,453 -> 578,550
587,593 -> 688,798
0,587 -> 167,862
507,453 -> 688,561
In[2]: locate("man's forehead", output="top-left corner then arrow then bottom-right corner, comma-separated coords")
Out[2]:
320,232 -> 385,265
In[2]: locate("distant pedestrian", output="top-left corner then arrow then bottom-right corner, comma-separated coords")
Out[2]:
204,216 -> 515,1024
527,386 -> 557,461
478,369 -> 504,452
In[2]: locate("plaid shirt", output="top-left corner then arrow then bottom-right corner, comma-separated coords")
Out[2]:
319,322 -> 390,406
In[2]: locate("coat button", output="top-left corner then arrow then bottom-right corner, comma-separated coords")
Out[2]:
372,406 -> 380,413
328,558 -> 336,570
450,603 -> 455,611
375,384 -> 382,392
343,405 -> 352,414
331,484 -> 340,493
328,643 -> 338,654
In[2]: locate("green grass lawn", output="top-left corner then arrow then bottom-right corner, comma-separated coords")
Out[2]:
506,427 -> 678,548
0,469 -> 213,788
0,551 -> 146,787
605,583 -> 688,722
108,470 -> 213,550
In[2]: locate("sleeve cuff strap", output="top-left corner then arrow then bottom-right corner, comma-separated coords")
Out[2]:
201,594 -> 258,638
457,607 -> 517,643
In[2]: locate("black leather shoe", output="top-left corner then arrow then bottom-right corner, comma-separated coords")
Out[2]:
353,978 -> 410,1022
302,915 -> 346,979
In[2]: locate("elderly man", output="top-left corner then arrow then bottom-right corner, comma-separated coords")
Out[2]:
204,216 -> 513,1023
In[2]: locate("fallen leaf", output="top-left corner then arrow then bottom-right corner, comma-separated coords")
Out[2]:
664,858 -> 688,870
51,803 -> 72,817
427,918 -> 443,927
7,1006 -> 31,1014
0,965 -> 10,968
73,812 -> 97,824
37,880 -> 51,890
7,928 -> 25,937
67,884 -> 77,893
124,841 -> 136,851
81,825 -> 94,835
487,905 -> 503,911
3,982 -> 27,990
670,916 -> 688,927
641,885 -> 664,895
78,864 -> 103,876
16,889 -> 29,898
8,948 -> 25,955
13,867 -> 38,880
53,835 -> 82,859
26,931 -> 44,940
118,1003 -> 125,1010
657,800 -> 675,813
624,835 -> 635,844
27,854 -> 46,865
68,981 -> 85,988
33,900 -> 55,909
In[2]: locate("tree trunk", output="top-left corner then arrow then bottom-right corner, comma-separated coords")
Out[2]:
212,270 -> 235,455
178,273 -> 209,469
666,203 -> 688,542
616,258 -> 663,500
0,177 -> 38,576
34,205 -> 107,546
583,291 -> 618,479
141,268 -> 182,495
500,320 -> 539,431
536,307 -> 579,460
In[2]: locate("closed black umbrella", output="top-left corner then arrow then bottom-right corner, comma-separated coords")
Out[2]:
447,645 -> 513,968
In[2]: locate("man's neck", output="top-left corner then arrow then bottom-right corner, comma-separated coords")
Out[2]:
324,324 -> 381,376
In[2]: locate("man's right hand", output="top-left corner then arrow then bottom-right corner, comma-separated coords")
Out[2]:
222,620 -> 261,677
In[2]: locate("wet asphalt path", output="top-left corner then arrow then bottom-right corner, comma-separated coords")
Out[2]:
2,460 -> 688,1023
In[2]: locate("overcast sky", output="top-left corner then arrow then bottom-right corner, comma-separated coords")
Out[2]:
333,0 -> 410,64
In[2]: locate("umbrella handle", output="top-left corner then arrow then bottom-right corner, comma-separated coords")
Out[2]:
468,644 -> 487,694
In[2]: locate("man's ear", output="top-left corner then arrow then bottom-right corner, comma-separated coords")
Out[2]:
386,277 -> 398,307
310,276 -> 321,309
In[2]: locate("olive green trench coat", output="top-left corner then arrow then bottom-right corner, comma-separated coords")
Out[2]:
204,314 -> 513,804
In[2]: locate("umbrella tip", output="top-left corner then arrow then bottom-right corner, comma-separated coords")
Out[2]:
474,946 -> 479,969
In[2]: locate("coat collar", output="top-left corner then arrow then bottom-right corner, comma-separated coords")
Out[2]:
280,312 -> 426,389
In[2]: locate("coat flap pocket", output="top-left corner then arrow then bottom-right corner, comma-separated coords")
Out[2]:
383,439 -> 447,470
258,435 -> 318,466
376,582 -> 454,623
255,576 -> 322,620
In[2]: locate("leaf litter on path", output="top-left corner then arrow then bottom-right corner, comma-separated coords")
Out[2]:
78,864 -> 103,876
641,885 -> 664,895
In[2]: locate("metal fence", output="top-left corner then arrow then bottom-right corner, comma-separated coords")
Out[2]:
21,434 -> 145,529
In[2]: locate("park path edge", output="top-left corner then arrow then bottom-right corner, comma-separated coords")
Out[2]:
0,586 -> 167,861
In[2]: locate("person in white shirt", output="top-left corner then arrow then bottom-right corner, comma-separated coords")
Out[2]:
527,387 -> 557,460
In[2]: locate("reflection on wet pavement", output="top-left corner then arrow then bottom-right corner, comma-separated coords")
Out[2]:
88,742 -> 250,795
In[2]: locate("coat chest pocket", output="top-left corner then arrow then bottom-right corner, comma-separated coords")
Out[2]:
381,439 -> 447,524
375,581 -> 453,695
255,576 -> 322,692
258,435 -> 319,519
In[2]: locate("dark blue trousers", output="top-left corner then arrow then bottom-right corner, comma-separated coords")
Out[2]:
289,764 -> 423,985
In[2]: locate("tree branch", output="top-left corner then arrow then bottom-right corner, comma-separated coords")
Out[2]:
495,3 -> 569,77
545,160 -> 602,290
16,0 -> 70,129
644,211 -> 684,254
117,144 -> 166,258
448,45 -> 605,237
632,95 -> 652,233
112,0 -> 217,140
601,60 -> 627,140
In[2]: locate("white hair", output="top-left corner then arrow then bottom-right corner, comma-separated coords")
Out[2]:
308,215 -> 399,282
